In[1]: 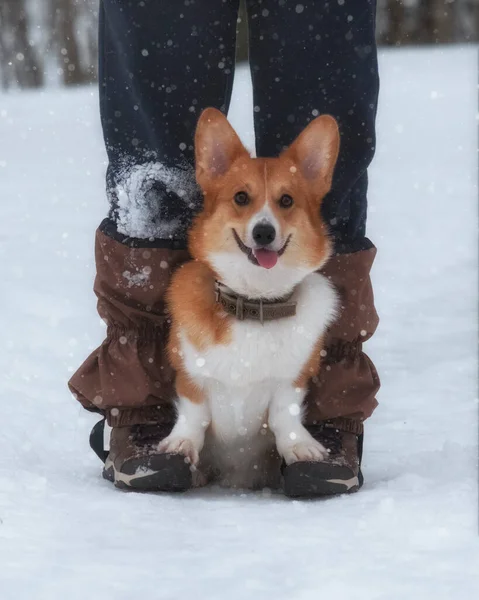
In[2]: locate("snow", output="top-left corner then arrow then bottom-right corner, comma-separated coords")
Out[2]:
114,159 -> 199,239
0,46 -> 478,598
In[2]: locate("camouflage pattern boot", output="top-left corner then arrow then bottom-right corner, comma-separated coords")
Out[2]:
282,419 -> 364,497
103,423 -> 192,491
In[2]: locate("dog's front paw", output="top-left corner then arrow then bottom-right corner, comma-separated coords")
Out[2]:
279,438 -> 328,465
158,436 -> 200,466
192,469 -> 208,488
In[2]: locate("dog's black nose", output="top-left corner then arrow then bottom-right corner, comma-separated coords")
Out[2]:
252,223 -> 276,246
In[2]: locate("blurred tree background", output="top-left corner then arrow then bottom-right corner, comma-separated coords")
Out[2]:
0,0 -> 477,90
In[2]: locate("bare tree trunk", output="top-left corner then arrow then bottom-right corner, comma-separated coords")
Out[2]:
14,1 -> 44,87
416,0 -> 435,43
81,0 -> 99,81
386,0 -> 406,46
0,0 -> 44,89
86,18 -> 98,80
460,0 -> 479,42
51,0 -> 89,86
0,4 -> 10,90
433,0 -> 456,42
472,1 -> 479,41
417,0 -> 457,43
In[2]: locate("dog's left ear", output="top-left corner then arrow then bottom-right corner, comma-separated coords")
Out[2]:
282,115 -> 340,196
195,108 -> 249,190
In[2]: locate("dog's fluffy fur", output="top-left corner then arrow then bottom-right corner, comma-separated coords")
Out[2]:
161,108 -> 340,489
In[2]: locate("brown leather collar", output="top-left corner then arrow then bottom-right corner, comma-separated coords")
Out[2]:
214,281 -> 297,323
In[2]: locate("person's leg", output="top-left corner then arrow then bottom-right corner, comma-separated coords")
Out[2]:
246,0 -> 380,494
101,0 -> 240,242
247,0 -> 378,249
69,0 -> 240,488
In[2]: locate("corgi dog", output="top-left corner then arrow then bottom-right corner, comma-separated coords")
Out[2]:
160,108 -> 340,489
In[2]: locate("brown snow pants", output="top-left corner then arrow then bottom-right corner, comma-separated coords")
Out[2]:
68,227 -> 379,429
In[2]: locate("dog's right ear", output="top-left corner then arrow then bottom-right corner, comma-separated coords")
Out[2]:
195,108 -> 249,190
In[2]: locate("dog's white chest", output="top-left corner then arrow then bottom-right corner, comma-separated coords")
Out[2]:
181,272 -> 336,386
176,272 -> 336,487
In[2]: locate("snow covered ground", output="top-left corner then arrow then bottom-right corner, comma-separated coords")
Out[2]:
0,46 -> 478,599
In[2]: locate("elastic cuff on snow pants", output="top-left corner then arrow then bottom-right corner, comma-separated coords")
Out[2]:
304,247 -> 380,425
68,224 -> 189,420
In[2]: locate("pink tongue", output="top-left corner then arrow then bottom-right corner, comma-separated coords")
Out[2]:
254,249 -> 278,269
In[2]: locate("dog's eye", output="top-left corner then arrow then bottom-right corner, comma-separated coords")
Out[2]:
279,194 -> 294,208
234,191 -> 250,206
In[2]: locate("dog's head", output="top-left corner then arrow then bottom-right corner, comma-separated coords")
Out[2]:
189,108 -> 340,298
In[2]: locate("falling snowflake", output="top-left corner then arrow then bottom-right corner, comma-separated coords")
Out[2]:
288,403 -> 300,416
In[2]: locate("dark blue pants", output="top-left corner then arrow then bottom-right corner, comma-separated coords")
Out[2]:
99,0 -> 379,253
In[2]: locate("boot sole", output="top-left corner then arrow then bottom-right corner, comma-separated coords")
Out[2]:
103,453 -> 192,492
282,461 -> 363,498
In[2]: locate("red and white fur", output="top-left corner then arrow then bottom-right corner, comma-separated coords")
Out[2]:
160,108 -> 340,489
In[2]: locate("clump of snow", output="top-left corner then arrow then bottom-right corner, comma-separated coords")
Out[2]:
114,160 -> 200,239
122,263 -> 152,288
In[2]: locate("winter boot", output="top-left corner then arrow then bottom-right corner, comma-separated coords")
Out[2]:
282,418 -> 364,497
290,248 -> 379,497
102,423 -> 192,491
68,222 -> 192,488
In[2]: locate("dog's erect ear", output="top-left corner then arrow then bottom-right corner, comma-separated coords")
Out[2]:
283,115 -> 340,196
195,108 -> 249,189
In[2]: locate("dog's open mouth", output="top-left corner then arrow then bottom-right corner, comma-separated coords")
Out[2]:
232,229 -> 291,269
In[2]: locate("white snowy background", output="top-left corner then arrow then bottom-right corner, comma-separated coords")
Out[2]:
0,46 -> 478,599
